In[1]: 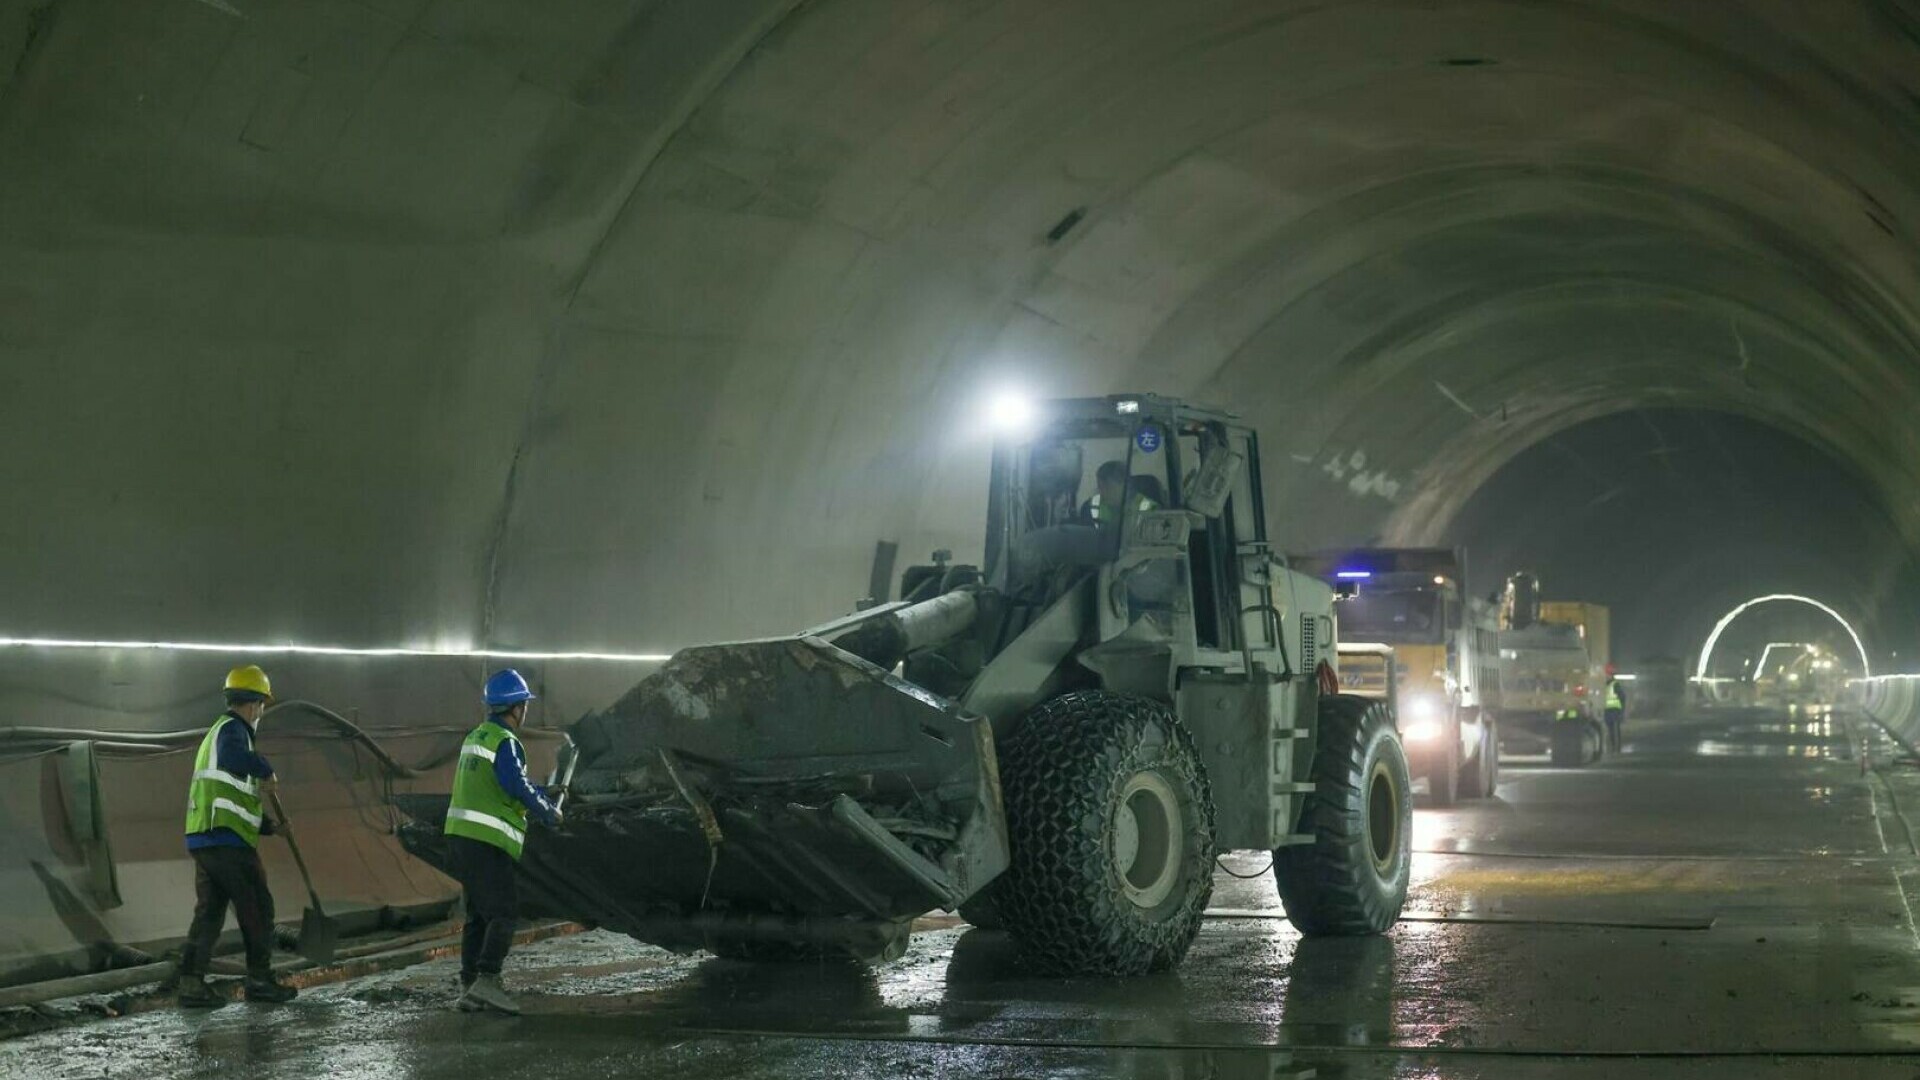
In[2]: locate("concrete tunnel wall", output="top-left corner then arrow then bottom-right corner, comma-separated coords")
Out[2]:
7,0 -> 1920,976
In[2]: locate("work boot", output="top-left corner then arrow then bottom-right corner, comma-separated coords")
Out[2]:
243,975 -> 298,1003
462,973 -> 520,1015
176,974 -> 225,1009
453,971 -> 484,1012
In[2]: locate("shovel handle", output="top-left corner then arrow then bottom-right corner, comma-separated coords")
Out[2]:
267,791 -> 327,913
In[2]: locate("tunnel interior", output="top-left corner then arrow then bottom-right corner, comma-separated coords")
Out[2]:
9,0 -> 1920,1037
1444,408 -> 1920,670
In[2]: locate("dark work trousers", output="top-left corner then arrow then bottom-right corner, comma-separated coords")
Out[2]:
183,846 -> 277,978
1604,708 -> 1624,753
448,835 -> 519,978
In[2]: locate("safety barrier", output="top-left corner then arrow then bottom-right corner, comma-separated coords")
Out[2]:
1851,675 -> 1920,751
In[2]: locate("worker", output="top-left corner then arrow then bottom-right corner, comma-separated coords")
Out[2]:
446,669 -> 564,1015
1081,461 -> 1161,525
177,665 -> 297,1007
1603,665 -> 1628,753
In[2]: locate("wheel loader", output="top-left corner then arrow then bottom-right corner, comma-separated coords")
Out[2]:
395,394 -> 1413,976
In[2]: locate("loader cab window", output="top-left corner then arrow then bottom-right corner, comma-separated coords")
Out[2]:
1011,436 -> 1169,536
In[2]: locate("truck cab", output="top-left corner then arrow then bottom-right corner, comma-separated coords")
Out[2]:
1292,549 -> 1502,803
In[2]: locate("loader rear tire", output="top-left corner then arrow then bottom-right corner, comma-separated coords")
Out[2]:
1273,694 -> 1412,936
996,691 -> 1215,975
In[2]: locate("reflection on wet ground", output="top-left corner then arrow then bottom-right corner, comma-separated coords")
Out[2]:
11,713 -> 1920,1078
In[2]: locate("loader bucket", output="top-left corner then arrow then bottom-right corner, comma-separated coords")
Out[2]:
396,633 -> 1007,961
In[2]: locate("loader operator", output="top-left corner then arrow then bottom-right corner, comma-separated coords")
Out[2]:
1604,666 -> 1627,753
1081,460 -> 1160,526
445,669 -> 564,1015
177,665 -> 299,1008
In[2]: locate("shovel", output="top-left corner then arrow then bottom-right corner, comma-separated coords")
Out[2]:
267,790 -> 338,964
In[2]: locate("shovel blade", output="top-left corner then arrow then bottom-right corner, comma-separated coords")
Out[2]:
298,907 -> 338,965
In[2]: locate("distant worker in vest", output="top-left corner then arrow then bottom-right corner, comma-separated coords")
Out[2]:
1081,460 -> 1161,526
178,665 -> 298,1007
445,669 -> 564,1015
1603,665 -> 1628,753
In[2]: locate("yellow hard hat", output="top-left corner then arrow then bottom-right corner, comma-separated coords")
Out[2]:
224,664 -> 274,701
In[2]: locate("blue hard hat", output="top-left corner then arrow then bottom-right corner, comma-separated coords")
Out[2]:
483,668 -> 536,708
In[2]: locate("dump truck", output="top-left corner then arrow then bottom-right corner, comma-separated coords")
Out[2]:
1496,574 -> 1607,766
395,394 -> 1414,976
1291,549 -> 1502,804
1540,601 -> 1611,676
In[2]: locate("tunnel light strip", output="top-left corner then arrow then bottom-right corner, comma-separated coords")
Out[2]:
0,637 -> 672,663
1694,595 -> 1870,680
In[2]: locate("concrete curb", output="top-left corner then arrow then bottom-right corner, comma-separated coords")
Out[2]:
0,921 -> 586,1042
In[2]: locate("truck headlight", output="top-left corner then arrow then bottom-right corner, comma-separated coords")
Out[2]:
1400,694 -> 1443,741
1402,718 -> 1443,742
1401,693 -> 1441,723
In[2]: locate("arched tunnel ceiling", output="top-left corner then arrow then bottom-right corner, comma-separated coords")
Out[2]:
5,0 -> 1920,716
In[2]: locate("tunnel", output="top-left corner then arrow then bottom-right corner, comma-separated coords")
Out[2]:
7,0 -> 1920,1072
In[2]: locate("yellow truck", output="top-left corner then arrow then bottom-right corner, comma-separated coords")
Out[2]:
1499,576 -> 1608,766
1294,549 -> 1503,803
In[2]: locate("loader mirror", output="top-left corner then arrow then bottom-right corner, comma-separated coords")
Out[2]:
1184,447 -> 1244,518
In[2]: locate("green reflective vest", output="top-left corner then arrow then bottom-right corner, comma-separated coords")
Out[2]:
1605,681 -> 1625,711
444,720 -> 529,860
184,715 -> 266,846
1087,493 -> 1158,523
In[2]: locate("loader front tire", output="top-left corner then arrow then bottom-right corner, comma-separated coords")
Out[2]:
996,691 -> 1215,975
1273,694 -> 1412,936
957,882 -> 1005,931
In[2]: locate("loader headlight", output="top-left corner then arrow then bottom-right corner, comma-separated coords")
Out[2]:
988,390 -> 1037,435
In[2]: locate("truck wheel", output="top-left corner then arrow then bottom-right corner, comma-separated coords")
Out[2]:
1425,722 -> 1460,807
1273,694 -> 1412,936
995,691 -> 1216,975
1550,721 -> 1588,767
1458,717 -> 1498,799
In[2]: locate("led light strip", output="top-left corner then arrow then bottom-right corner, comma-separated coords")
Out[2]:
0,637 -> 672,663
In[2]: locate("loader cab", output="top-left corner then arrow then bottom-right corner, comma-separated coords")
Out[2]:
982,395 -> 1275,678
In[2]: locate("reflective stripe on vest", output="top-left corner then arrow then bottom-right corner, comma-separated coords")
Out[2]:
444,720 -> 530,860
446,807 -> 526,848
184,716 -> 266,846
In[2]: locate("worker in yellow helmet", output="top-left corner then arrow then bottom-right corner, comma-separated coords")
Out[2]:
176,665 -> 297,1007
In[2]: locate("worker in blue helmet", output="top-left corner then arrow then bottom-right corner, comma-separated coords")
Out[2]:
444,669 -> 563,1014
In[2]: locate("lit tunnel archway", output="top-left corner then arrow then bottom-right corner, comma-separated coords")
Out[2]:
1695,595 -> 1872,681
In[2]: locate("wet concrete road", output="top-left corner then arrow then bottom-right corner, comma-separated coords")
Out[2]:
13,710 -> 1920,1078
